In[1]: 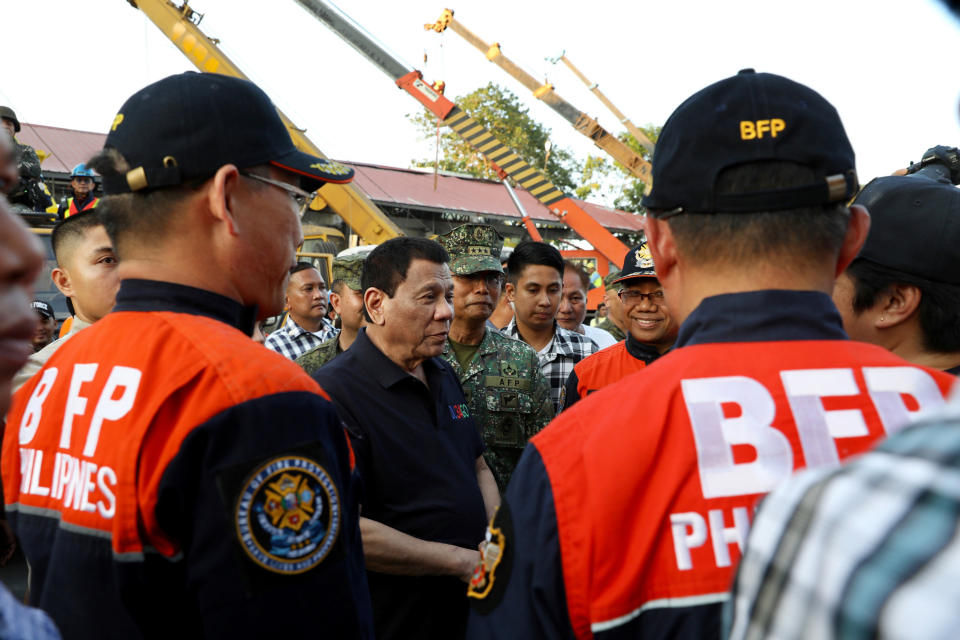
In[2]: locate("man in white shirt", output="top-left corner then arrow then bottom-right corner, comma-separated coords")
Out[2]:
557,259 -> 617,348
264,261 -> 338,359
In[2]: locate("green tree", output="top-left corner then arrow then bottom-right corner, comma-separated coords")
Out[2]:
574,126 -> 661,213
408,82 -> 581,192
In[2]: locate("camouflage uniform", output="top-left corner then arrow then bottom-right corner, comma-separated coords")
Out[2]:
296,337 -> 340,375
599,270 -> 627,341
294,255 -> 364,376
441,331 -> 553,490
2,108 -> 52,212
437,223 -> 554,490
9,141 -> 53,212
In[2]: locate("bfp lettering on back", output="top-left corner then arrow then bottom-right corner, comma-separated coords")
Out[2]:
740,118 -> 785,140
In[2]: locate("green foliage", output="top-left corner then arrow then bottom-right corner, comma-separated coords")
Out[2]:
408,83 -> 580,192
572,126 -> 661,213
407,82 -> 661,215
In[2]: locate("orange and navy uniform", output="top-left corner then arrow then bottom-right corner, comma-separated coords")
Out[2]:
2,279 -> 373,639
560,335 -> 663,411
466,291 -> 956,640
58,194 -> 99,219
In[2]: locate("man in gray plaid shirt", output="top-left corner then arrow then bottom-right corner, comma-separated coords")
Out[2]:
265,261 -> 337,359
502,241 -> 597,413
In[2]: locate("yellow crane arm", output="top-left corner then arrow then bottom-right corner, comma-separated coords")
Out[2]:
548,53 -> 655,154
425,9 -> 651,185
126,0 -> 402,243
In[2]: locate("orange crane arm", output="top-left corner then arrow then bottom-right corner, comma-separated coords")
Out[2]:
293,0 -> 629,266
425,9 -> 651,184
125,0 -> 403,244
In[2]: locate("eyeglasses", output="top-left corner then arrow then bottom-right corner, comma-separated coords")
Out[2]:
618,289 -> 665,305
240,171 -> 317,217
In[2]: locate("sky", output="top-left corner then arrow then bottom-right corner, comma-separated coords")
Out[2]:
3,0 -> 959,207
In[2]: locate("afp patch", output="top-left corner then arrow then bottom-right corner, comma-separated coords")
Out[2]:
467,502 -> 514,612
234,455 -> 340,575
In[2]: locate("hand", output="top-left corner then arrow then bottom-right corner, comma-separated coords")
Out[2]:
456,546 -> 481,583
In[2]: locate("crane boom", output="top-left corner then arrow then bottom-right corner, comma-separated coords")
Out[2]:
548,53 -> 655,154
294,0 -> 630,266
425,9 -> 651,184
126,0 -> 403,244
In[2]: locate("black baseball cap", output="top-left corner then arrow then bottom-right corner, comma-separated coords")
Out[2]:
642,69 -> 858,216
853,174 -> 960,285
612,242 -> 657,284
31,300 -> 54,320
101,72 -> 354,195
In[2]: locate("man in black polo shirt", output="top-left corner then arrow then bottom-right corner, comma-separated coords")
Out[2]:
314,237 -> 499,640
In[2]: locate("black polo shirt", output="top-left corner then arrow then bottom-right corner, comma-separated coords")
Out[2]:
313,328 -> 487,640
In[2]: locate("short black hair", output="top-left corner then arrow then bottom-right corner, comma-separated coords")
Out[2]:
848,258 -> 960,353
51,211 -> 106,265
361,237 -> 449,322
86,148 -> 199,260
507,241 -> 563,285
563,259 -> 590,292
662,161 -> 850,271
290,261 -> 316,276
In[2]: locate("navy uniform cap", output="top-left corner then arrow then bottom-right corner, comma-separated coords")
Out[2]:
613,242 -> 657,284
102,72 -> 354,195
643,69 -> 858,216
853,174 -> 960,285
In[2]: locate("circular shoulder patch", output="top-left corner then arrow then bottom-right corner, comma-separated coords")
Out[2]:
235,455 -> 340,574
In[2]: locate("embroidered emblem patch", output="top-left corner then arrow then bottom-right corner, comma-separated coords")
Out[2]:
235,456 -> 340,575
468,511 -> 506,599
635,244 -> 654,269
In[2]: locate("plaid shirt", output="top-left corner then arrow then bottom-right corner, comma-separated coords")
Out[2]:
503,320 -> 597,413
727,390 -> 960,640
264,314 -> 338,360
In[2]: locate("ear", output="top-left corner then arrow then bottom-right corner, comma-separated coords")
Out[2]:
329,291 -> 343,316
206,164 -> 243,237
51,267 -> 73,298
836,205 -> 871,277
504,281 -> 516,303
643,216 -> 678,285
364,288 -> 387,326
876,284 -> 921,329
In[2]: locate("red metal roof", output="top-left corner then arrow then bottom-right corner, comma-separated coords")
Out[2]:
17,123 -> 107,174
347,162 -> 644,233
14,124 -> 644,233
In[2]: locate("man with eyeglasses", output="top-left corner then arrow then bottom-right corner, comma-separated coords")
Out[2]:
437,224 -> 553,492
2,72 -> 373,638
58,163 -> 100,218
559,241 -> 676,411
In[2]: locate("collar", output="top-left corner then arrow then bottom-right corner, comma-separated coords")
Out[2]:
282,314 -> 333,337
443,328 -> 500,357
675,290 -> 848,348
112,279 -> 257,335
353,328 -> 445,389
625,333 -> 664,362
505,319 -> 576,356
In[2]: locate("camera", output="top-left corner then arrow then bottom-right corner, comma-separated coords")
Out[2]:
906,145 -> 960,184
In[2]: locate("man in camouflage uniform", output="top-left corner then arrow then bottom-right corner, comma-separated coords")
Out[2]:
597,270 -> 627,342
297,255 -> 365,375
437,224 -> 553,491
1,106 -> 54,213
